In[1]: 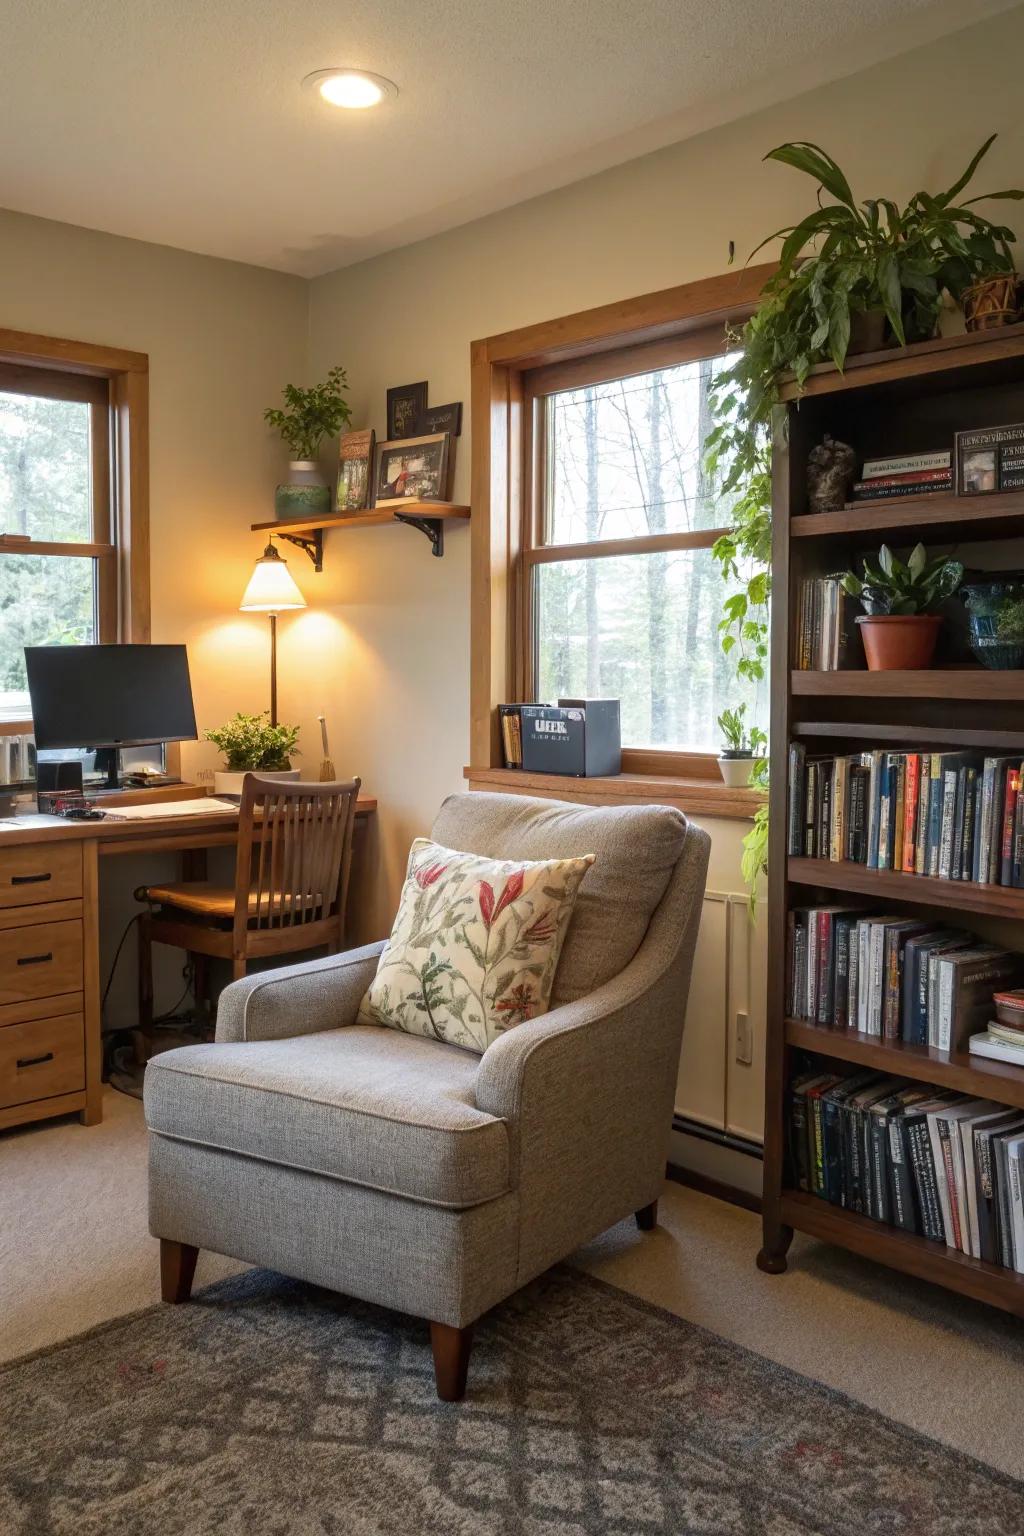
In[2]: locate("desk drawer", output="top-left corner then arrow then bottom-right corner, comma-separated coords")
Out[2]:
0,843 -> 83,909
0,920 -> 83,1006
0,1012 -> 85,1108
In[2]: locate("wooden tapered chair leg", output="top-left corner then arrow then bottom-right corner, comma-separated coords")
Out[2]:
430,1321 -> 474,1402
635,1200 -> 658,1232
160,1239 -> 199,1303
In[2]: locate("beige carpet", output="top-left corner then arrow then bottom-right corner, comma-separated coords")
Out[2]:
3,1087 -> 1024,1482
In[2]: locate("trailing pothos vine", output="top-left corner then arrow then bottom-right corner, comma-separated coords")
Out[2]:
703,135 -> 1022,910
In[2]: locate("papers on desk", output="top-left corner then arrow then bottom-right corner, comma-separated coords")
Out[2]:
100,798 -> 239,821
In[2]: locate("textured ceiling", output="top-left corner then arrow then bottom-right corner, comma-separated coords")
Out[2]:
0,0 -> 1015,276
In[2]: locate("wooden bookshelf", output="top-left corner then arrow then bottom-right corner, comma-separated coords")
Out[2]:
760,323 -> 1024,1318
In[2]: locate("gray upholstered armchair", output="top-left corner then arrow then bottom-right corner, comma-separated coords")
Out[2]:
144,792 -> 710,1399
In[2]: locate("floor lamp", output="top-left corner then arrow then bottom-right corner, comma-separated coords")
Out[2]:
239,540 -> 306,725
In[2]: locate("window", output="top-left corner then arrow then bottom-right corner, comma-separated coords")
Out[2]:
521,346 -> 767,760
0,365 -> 115,721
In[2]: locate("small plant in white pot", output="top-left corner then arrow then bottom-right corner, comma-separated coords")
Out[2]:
206,713 -> 301,797
264,366 -> 352,520
717,705 -> 766,788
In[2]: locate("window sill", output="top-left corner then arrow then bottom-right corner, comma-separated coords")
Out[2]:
463,765 -> 765,821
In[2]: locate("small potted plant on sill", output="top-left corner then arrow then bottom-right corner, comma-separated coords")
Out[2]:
716,704 -> 767,788
839,543 -> 964,671
264,365 -> 352,520
206,712 -> 301,797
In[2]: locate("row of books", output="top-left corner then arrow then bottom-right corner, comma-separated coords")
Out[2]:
849,451 -> 952,503
786,909 -> 1020,1049
787,747 -> 1024,886
789,1066 -> 1024,1269
793,578 -> 857,671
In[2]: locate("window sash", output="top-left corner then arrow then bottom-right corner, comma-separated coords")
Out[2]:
0,361 -> 117,727
516,331 -> 739,769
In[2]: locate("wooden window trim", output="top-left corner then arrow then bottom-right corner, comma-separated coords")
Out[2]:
470,264 -> 773,787
0,329 -> 152,744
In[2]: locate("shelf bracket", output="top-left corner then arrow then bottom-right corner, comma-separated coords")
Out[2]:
393,511 -> 445,557
276,528 -> 323,572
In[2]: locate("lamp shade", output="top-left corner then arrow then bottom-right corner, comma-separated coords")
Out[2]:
240,542 -> 307,612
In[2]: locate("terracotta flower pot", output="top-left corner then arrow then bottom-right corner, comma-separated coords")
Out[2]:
855,614 -> 942,671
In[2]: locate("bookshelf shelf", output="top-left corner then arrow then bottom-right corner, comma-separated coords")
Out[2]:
790,489 -> 1024,540
787,856 -> 1024,919
779,1191 -> 1024,1313
251,502 -> 471,536
791,670 -> 1024,700
785,1018 -> 1024,1109
762,321 -> 1024,1320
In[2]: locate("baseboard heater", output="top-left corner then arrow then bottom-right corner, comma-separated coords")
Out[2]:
672,1113 -> 763,1160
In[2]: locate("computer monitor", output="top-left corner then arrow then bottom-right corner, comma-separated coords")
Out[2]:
25,644 -> 197,787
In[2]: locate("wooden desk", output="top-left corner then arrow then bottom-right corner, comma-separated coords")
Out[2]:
0,796 -> 376,1133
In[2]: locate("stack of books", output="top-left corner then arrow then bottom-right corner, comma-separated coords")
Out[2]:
848,451 -> 952,503
786,909 -> 1021,1048
793,578 -> 858,670
971,988 -> 1024,1064
787,746 -> 1024,886
789,1067 -> 1024,1267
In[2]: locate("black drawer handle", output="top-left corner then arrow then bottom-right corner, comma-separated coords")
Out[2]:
11,872 -> 51,885
16,952 -> 53,966
16,1052 -> 54,1069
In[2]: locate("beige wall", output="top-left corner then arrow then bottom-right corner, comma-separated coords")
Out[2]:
306,11 -> 1024,938
0,208 -> 308,765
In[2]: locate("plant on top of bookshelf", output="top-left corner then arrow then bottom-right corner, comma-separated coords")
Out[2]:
716,703 -> 767,787
706,135 -> 1021,680
839,543 -> 963,671
265,365 -> 353,519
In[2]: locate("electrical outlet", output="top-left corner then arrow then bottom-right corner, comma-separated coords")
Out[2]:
735,1011 -> 753,1066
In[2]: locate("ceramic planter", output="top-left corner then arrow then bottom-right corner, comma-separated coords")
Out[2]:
855,613 -> 942,671
275,460 -> 331,520
717,753 -> 756,788
213,768 -> 301,797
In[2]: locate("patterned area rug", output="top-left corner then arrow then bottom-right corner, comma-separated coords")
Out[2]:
2,1265 -> 1022,1534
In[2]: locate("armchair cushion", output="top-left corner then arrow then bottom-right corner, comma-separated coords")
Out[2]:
356,837 -> 593,1053
431,793 -> 691,1004
144,1025 -> 510,1209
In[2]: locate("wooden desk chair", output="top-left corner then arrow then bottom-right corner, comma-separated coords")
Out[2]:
136,775 -> 361,1055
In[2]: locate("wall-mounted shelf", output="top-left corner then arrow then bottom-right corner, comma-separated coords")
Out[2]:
251,502 -> 471,563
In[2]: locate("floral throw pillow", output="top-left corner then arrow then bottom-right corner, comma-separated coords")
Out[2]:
356,837 -> 595,1053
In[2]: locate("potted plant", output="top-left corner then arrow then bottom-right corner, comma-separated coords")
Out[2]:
206,712 -> 301,797
705,136 -> 1022,684
839,543 -> 963,671
716,704 -> 767,787
960,580 -> 1024,669
264,366 -> 352,520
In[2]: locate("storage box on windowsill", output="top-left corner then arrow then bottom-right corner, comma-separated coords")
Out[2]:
519,699 -> 621,778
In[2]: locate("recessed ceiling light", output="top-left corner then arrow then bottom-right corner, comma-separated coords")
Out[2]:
302,69 -> 398,110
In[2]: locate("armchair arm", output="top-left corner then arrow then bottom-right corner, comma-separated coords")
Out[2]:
215,941 -> 386,1044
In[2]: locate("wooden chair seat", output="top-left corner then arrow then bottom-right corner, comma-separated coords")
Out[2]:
143,881 -> 324,921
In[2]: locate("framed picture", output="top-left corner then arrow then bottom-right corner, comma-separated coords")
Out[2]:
374,433 -> 451,507
956,423 -> 1024,495
419,400 -> 462,437
336,428 -> 375,512
386,381 -> 428,440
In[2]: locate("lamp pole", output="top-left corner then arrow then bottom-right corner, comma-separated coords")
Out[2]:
239,539 -> 306,728
269,612 -> 278,725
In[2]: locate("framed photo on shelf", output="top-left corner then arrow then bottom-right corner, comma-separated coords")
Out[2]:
373,433 -> 451,507
386,381 -> 428,440
419,400 -> 463,437
956,423 -> 1024,495
336,428 -> 375,512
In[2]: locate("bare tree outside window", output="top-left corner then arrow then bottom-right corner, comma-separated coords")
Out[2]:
532,353 -> 767,755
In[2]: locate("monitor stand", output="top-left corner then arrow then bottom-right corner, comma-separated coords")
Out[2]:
91,748 -> 122,791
